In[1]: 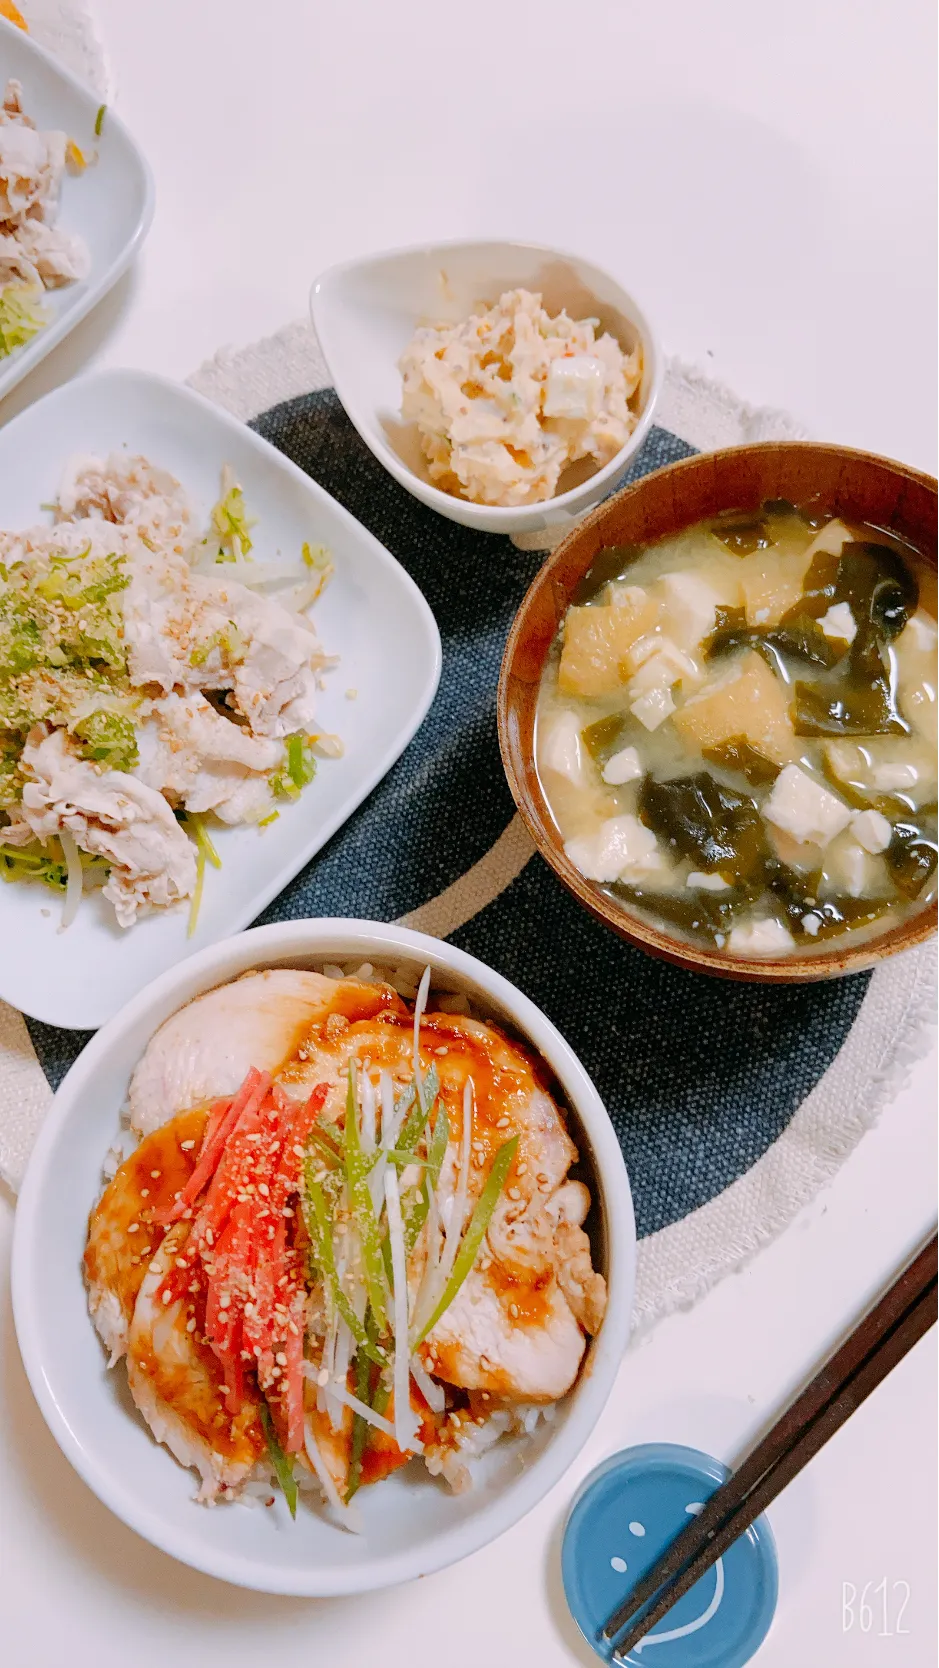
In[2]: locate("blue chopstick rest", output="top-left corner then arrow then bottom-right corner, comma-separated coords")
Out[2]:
561,1444 -> 779,1667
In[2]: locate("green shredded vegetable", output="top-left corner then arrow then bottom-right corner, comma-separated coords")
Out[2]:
73,708 -> 138,771
185,811 -> 222,870
346,1309 -> 380,1502
269,733 -> 317,800
187,845 -> 206,938
259,1400 -> 298,1518
0,285 -> 48,360
343,1066 -> 389,1330
403,1100 -> 449,1255
207,472 -> 255,561
412,1135 -> 519,1347
0,836 -> 109,893
301,1155 -> 387,1366
94,103 -> 106,136
394,1065 -> 440,1164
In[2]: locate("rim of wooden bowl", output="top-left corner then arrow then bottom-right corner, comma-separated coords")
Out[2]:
497,441 -> 938,983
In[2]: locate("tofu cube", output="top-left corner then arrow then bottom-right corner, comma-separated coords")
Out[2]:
601,744 -> 642,786
818,601 -> 857,644
870,761 -> 919,792
851,808 -> 892,854
656,570 -> 734,651
564,814 -> 659,882
630,685 -> 676,731
543,355 -> 605,421
687,871 -> 731,891
538,711 -> 585,783
672,650 -> 798,766
905,611 -> 938,653
763,765 -> 853,846
804,520 -> 851,560
824,839 -> 878,899
627,637 -> 701,698
727,918 -> 796,956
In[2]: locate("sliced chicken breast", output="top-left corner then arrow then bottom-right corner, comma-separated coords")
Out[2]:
128,971 -> 406,1136
126,1220 -> 265,1502
280,1005 -> 606,1403
84,1108 -> 208,1363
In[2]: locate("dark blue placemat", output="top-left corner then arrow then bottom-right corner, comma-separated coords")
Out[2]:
26,397 -> 870,1239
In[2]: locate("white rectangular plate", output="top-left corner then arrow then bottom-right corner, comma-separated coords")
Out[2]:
0,369 -> 441,1027
0,17 -> 153,404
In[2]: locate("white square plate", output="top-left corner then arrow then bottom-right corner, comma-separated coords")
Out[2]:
0,369 -> 441,1028
0,17 -> 154,404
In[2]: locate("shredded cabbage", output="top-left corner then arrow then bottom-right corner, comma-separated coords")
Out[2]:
0,285 -> 48,359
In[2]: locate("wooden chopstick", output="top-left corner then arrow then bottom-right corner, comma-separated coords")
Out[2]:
601,1232 -> 938,1660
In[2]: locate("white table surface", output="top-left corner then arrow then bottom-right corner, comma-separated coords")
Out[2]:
1,2 -> 936,1663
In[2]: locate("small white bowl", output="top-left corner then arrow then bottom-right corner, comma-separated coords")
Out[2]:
311,240 -> 663,536
12,919 -> 635,1595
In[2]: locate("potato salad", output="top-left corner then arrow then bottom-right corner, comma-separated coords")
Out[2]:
399,287 -> 642,508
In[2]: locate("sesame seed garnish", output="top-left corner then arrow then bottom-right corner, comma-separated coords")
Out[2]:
161,1289 -> 173,1305
507,1187 -> 521,1201
127,1222 -> 139,1234
496,1117 -> 510,1129
186,1318 -> 197,1332
140,1187 -> 150,1198
275,1352 -> 288,1366
150,1170 -> 161,1179
180,1140 -> 195,1151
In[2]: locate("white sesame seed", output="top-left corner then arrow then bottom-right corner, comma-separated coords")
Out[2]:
127,1222 -> 139,1234
180,1140 -> 195,1151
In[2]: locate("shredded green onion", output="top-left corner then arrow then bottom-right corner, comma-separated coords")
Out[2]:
187,845 -> 205,938
94,103 -> 106,136
412,1135 -> 518,1347
403,1101 -> 449,1254
259,1401 -> 298,1518
269,733 -> 317,800
394,1065 -> 439,1163
301,1156 -> 387,1366
343,1066 -> 389,1331
185,811 -> 222,869
207,470 -> 255,562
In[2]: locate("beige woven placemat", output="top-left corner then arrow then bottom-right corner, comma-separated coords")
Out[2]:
1,312 -> 934,1338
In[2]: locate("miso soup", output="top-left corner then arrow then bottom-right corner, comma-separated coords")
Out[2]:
536,503 -> 937,957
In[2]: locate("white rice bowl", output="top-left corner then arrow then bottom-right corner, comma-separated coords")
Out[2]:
12,919 -> 635,1594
